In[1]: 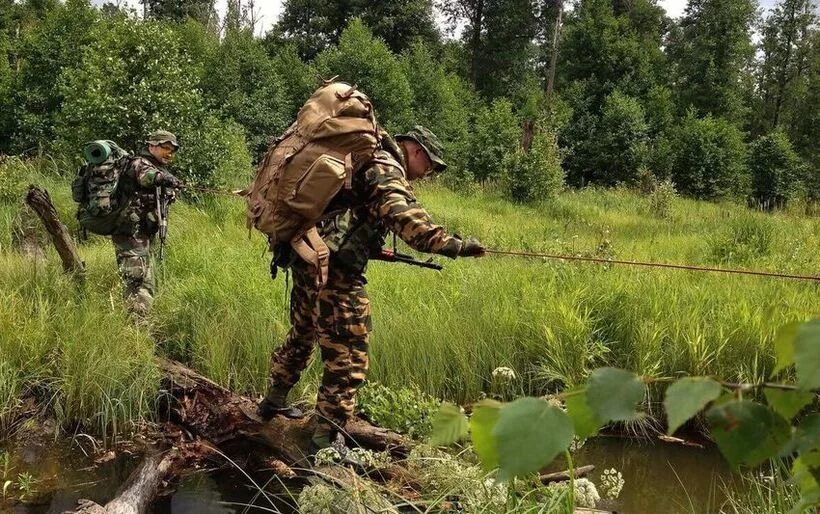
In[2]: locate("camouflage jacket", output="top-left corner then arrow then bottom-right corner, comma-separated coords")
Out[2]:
314,142 -> 463,274
118,151 -> 174,235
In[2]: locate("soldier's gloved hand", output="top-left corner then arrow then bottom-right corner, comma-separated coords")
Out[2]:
458,237 -> 486,258
158,172 -> 184,190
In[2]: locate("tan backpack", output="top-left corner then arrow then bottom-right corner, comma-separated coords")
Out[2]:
246,81 -> 387,286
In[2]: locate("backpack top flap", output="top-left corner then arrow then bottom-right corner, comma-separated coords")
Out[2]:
247,82 -> 383,242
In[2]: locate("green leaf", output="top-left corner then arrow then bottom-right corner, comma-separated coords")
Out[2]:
470,399 -> 502,471
565,387 -> 603,439
587,367 -> 645,422
764,388 -> 814,421
706,400 -> 791,468
429,402 -> 468,446
494,398 -> 574,481
794,320 -> 820,390
789,455 -> 820,514
664,377 -> 723,435
795,414 -> 820,454
772,322 -> 800,377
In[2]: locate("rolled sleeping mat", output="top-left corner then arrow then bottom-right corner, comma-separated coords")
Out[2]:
83,140 -> 114,165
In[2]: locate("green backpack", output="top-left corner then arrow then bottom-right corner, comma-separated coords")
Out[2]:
71,140 -> 134,236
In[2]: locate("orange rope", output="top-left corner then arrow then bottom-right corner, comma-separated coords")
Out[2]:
174,186 -> 820,283
486,249 -> 820,282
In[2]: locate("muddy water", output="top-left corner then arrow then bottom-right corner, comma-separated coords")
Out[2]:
4,437 -> 740,514
569,436 -> 739,513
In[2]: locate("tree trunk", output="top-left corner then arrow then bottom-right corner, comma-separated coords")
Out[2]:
470,0 -> 484,86
546,0 -> 563,101
24,185 -> 84,276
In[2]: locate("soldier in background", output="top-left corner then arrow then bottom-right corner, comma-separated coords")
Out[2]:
113,130 -> 183,316
257,126 -> 485,458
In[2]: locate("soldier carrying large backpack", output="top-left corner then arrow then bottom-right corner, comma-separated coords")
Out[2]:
72,130 -> 184,316
246,82 -> 485,460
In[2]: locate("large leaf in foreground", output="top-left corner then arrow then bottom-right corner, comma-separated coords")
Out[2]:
764,388 -> 814,421
707,400 -> 791,468
494,397 -> 573,481
430,402 -> 468,446
470,399 -> 502,471
664,377 -> 722,435
587,367 -> 645,422
794,320 -> 820,390
772,322 -> 800,376
565,387 -> 603,439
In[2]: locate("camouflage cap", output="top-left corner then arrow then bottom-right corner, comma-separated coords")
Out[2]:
146,130 -> 180,149
396,125 -> 447,173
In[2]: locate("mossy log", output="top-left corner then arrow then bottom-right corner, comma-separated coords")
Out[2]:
66,358 -> 410,514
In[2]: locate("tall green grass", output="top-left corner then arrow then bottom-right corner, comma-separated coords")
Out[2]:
0,159 -> 817,435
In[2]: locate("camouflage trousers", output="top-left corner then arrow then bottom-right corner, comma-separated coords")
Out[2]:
112,232 -> 156,316
268,259 -> 372,431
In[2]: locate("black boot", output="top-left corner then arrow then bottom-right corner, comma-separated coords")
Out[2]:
257,387 -> 304,421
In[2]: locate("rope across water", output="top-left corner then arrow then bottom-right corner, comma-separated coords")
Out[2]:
180,185 -> 820,283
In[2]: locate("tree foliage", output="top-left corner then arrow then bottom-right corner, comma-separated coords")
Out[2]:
13,0 -> 98,151
201,27 -> 290,158
503,127 -> 565,203
749,130 -> 806,208
668,0 -> 756,124
143,0 -> 216,25
466,98 -> 520,182
668,112 -> 748,200
313,18 -> 414,132
273,0 -> 438,60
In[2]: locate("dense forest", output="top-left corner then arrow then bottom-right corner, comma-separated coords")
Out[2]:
0,0 -> 817,207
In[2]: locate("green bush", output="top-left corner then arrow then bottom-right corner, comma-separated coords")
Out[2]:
0,157 -> 27,204
669,112 -> 748,200
648,178 -> 677,219
563,90 -> 649,187
503,128 -> 564,203
749,130 -> 805,209
593,91 -> 649,186
313,18 -> 414,132
201,28 -> 290,159
466,98 -> 520,182
55,15 -> 203,156
270,44 -> 320,121
12,0 -> 99,152
400,42 -> 475,172
172,115 -> 253,189
357,382 -> 440,439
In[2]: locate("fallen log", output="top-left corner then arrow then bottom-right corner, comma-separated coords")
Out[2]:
24,185 -> 84,276
540,464 -> 595,484
157,357 -> 408,463
64,359 -> 409,514
68,443 -> 209,514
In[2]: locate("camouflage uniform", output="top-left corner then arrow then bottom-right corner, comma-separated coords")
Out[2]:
265,129 -> 478,442
113,131 -> 181,316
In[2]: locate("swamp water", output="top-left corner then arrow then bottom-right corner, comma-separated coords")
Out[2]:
3,438 -> 742,514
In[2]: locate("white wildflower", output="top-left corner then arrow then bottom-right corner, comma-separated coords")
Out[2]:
549,478 -> 600,508
600,468 -> 625,500
297,483 -> 336,513
313,447 -> 341,466
491,366 -> 517,381
573,478 -> 601,508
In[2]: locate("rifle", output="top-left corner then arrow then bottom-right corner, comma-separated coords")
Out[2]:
156,185 -> 172,261
373,233 -> 443,270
